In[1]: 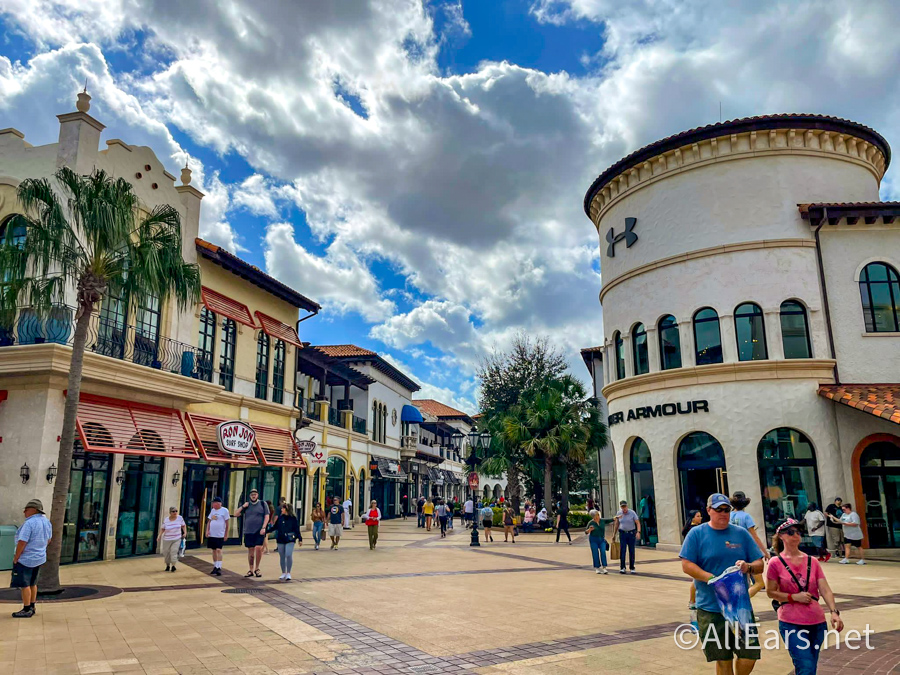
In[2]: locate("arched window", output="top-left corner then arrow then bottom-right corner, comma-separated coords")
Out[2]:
632,323 -> 649,375
860,441 -> 900,548
859,262 -> 900,333
255,332 -> 270,400
197,307 -> 216,382
658,315 -> 682,370
382,405 -> 388,443
630,438 -> 656,544
372,400 -> 378,442
358,469 -> 366,514
677,432 -> 727,522
219,318 -> 236,392
757,428 -> 821,539
780,301 -> 811,359
325,455 -> 346,503
693,308 -> 723,365
735,302 -> 767,361
271,339 -> 286,404
614,331 -> 625,380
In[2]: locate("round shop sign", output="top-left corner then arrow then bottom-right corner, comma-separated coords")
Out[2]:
216,420 -> 255,456
295,438 -> 326,469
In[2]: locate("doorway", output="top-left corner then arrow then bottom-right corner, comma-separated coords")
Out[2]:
115,455 -> 163,558
859,441 -> 900,548
325,455 -> 346,504
677,432 -> 728,524
61,453 -> 111,565
630,438 -> 657,546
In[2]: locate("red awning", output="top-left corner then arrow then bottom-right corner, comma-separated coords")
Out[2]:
75,394 -> 199,458
185,413 -> 260,465
253,424 -> 307,468
201,286 -> 256,328
255,311 -> 302,347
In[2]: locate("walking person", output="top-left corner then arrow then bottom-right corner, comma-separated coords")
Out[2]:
805,503 -> 829,562
555,504 -> 572,544
235,489 -> 270,577
680,493 -> 765,675
503,504 -> 516,543
614,500 -> 640,573
262,500 -> 276,554
206,496 -> 229,575
682,510 -> 703,631
824,497 -> 844,559
828,503 -> 866,564
365,499 -> 382,549
424,497 -> 434,532
328,497 -> 344,549
729,491 -> 769,597
11,499 -> 51,618
436,499 -> 449,538
585,509 -> 608,574
401,494 -> 408,521
447,501 -> 454,530
158,506 -> 186,573
311,501 -> 325,551
342,495 -> 353,529
766,518 -> 844,675
481,503 -> 494,542
463,497 -> 474,529
417,496 -> 426,528
275,503 -> 302,581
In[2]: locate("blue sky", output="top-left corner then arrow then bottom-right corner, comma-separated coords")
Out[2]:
2,0 -> 899,412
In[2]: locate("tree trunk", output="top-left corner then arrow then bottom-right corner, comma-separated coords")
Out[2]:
507,462 -> 521,515
40,306 -> 93,593
543,454 -> 553,513
561,464 -> 570,512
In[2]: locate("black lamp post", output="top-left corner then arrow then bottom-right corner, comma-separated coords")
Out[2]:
465,427 -> 491,547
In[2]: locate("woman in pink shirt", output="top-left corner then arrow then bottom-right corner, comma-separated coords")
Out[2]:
766,518 -> 844,675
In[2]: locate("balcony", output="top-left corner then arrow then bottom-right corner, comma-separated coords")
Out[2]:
327,405 -> 342,427
352,414 -> 367,434
0,305 -> 213,380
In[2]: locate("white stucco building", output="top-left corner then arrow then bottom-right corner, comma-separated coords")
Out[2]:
582,114 -> 900,553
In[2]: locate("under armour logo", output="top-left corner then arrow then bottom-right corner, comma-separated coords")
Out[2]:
606,217 -> 638,257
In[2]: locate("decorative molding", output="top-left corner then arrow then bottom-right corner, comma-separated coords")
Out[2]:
601,358 -> 836,403
599,239 -> 817,303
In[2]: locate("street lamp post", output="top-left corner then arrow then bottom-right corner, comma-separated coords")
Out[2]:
464,427 -> 490,547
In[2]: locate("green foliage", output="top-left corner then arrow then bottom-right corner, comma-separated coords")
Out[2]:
477,332 -> 568,414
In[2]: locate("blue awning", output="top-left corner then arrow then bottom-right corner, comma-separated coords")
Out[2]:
401,404 -> 424,424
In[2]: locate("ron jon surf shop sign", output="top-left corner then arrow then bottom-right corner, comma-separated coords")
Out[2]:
608,400 -> 709,426
216,420 -> 256,455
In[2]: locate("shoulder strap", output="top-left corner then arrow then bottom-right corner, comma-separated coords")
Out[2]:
777,554 -> 814,594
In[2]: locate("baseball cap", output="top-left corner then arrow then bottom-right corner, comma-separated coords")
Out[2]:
619,500 -> 627,506
707,493 -> 730,509
212,496 -> 223,503
24,499 -> 44,513
249,488 -> 259,494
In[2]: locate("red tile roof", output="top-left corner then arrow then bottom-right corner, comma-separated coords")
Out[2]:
581,345 -> 604,353
818,385 -> 900,425
413,399 -> 471,419
313,345 -> 378,358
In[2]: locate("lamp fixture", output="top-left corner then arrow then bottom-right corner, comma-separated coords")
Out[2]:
46,463 -> 58,484
171,470 -> 181,486
480,431 -> 492,449
116,468 -> 126,485
20,463 -> 30,484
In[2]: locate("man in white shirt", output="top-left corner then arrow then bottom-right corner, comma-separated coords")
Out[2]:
206,496 -> 230,576
342,497 -> 353,529
464,498 -> 474,529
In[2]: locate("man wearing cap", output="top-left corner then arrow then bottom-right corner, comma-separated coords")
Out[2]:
680,493 -> 765,674
236,489 -> 269,577
824,497 -> 844,559
613,500 -> 640,574
206,496 -> 230,576
11,499 -> 52,618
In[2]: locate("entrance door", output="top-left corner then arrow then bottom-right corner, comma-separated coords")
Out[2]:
325,456 -> 346,504
860,441 -> 900,548
677,432 -> 728,523
181,464 -> 223,548
630,438 -> 657,545
115,455 -> 163,558
61,453 -> 111,564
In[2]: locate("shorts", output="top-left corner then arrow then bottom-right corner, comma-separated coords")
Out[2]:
846,537 -> 863,548
483,519 -> 493,528
243,532 -> 265,548
207,537 -> 225,550
10,562 -> 41,588
696,609 -> 760,662
328,523 -> 343,537
465,513 -> 473,521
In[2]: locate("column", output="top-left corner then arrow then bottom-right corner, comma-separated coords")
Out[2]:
679,320 -> 694,367
104,453 -> 125,560
764,308 -> 784,360
622,331 -> 634,378
646,326 -> 660,373
719,313 -> 738,363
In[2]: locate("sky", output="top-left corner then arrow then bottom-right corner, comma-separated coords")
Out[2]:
2,0 -> 900,413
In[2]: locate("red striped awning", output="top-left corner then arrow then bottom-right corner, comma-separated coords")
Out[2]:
201,286 -> 256,328
75,394 -> 199,458
253,424 -> 307,468
255,311 -> 302,347
184,413 -> 260,465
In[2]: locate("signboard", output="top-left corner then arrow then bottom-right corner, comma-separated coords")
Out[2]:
468,472 -> 479,489
387,461 -> 399,474
216,420 -> 256,456
608,400 -> 709,426
295,437 -> 326,469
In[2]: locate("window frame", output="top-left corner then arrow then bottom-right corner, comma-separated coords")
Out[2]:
219,318 -> 237,392
255,331 -> 270,400
734,302 -> 768,362
658,314 -> 682,370
197,306 -> 217,382
859,262 -> 900,333
692,307 -> 723,366
779,300 -> 812,359
271,339 -> 286,404
614,331 -> 625,380
632,323 -> 649,375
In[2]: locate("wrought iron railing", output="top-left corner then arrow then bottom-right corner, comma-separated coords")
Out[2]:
0,305 -> 213,380
352,414 -> 367,434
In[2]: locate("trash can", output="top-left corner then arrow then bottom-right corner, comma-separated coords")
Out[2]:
0,525 -> 17,571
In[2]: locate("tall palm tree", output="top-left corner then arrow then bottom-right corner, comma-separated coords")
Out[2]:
0,167 -> 201,591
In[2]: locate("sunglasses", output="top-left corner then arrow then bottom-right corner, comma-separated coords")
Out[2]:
712,506 -> 732,513
781,528 -> 801,536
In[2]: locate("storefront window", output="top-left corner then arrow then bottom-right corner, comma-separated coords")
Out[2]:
658,315 -> 682,370
780,300 -> 811,359
678,432 -> 727,523
359,470 -> 366,516
61,451 -> 111,564
757,428 -> 820,539
614,331 -> 625,379
693,308 -> 723,365
632,323 -> 649,375
859,441 -> 900,548
115,455 -> 162,558
735,302 -> 767,361
630,438 -> 656,545
293,468 -> 307,525
326,455 -> 347,503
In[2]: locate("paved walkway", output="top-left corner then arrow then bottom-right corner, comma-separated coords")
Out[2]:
1,519 -> 899,674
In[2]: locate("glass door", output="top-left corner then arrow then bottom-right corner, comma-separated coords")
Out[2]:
61,454 -> 111,564
182,463 -> 223,548
293,469 -> 308,525
115,456 -> 163,558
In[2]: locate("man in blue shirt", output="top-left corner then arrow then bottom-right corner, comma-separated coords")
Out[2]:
680,493 -> 764,674
12,499 -> 52,618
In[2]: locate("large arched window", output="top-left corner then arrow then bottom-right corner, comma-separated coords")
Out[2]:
219,318 -> 236,392
630,438 -> 657,545
325,455 -> 346,503
859,262 -> 900,333
734,302 -> 767,361
677,432 -> 727,522
780,301 -> 811,359
693,308 -> 723,366
757,428 -> 821,539
614,331 -> 625,380
658,315 -> 682,370
632,323 -> 649,375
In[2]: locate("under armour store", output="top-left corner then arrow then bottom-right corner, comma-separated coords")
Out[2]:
370,457 -> 405,518
582,114 -> 900,554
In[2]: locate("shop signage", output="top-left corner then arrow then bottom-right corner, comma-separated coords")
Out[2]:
216,420 -> 255,455
606,217 -> 638,258
387,461 -> 400,474
294,436 -> 325,468
468,472 -> 479,489
608,400 -> 709,426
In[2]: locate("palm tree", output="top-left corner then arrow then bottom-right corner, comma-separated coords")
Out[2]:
0,167 -> 200,592
478,410 -> 541,514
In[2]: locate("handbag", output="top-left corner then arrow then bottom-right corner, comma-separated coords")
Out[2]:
771,554 -> 814,612
610,533 -> 620,560
284,532 -> 297,543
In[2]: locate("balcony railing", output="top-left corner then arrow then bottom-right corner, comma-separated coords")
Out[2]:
0,305 -> 213,380
352,414 -> 367,434
327,406 -> 341,427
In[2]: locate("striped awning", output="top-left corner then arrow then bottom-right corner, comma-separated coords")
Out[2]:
255,311 -> 302,348
253,424 -> 307,468
200,287 -> 256,327
185,413 -> 260,465
372,456 -> 406,479
75,394 -> 199,458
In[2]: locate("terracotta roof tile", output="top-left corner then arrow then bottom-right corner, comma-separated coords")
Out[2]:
313,345 -> 378,358
818,385 -> 900,425
413,399 -> 471,419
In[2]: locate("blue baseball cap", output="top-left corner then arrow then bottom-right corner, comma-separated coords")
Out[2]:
707,493 -> 731,509
212,495 -> 223,503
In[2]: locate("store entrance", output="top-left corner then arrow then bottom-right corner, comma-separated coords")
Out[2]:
677,432 -> 728,524
61,453 -> 111,565
181,463 -> 247,548
115,455 -> 163,558
860,441 -> 900,548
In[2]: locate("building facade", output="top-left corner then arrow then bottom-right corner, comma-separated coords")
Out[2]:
582,114 -> 900,553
